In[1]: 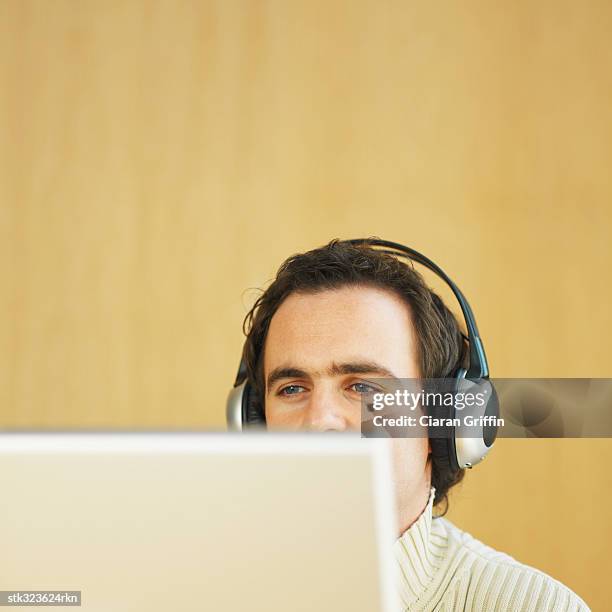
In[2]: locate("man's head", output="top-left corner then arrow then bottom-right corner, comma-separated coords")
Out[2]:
241,239 -> 468,525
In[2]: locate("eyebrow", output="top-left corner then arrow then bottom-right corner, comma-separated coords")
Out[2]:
265,361 -> 398,395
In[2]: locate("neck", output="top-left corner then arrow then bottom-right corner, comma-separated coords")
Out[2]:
396,481 -> 432,537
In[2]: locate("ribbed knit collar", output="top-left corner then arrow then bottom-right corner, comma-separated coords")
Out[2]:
393,487 -> 448,610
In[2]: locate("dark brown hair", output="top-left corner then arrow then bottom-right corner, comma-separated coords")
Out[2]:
241,238 -> 467,511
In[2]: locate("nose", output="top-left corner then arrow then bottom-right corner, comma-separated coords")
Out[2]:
304,388 -> 350,432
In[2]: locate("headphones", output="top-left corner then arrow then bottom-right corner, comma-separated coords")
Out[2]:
226,238 -> 499,471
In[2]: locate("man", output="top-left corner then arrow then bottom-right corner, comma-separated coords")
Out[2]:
236,238 -> 589,611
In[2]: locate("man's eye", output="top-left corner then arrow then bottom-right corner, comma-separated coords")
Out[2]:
349,382 -> 378,394
278,385 -> 306,396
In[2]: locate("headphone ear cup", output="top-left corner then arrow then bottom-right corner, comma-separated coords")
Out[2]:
243,380 -> 266,427
453,375 -> 498,468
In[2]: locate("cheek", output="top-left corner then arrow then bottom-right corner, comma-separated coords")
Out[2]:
264,399 -> 282,426
346,409 -> 363,432
264,397 -> 300,429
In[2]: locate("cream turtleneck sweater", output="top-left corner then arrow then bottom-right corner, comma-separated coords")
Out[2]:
394,488 -> 590,611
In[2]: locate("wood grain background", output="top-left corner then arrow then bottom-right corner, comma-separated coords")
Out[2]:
1,1 -> 610,608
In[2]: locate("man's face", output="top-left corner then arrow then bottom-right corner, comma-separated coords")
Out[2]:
262,285 -> 432,533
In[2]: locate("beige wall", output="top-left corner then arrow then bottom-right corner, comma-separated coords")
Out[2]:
1,1 -> 610,608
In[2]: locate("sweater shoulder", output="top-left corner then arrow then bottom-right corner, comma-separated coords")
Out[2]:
431,517 -> 591,612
